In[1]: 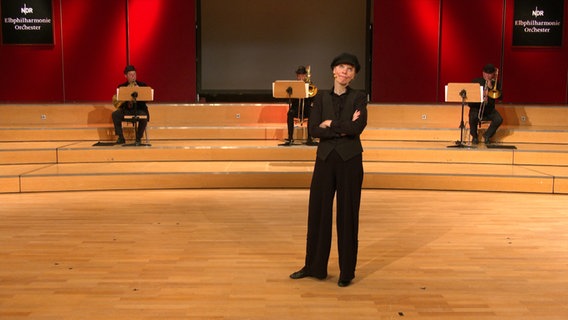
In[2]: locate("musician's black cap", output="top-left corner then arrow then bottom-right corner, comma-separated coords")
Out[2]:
124,65 -> 136,74
295,66 -> 307,74
330,53 -> 361,73
483,64 -> 496,73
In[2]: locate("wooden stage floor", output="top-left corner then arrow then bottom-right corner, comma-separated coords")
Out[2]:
1,189 -> 567,319
2,103 -> 568,318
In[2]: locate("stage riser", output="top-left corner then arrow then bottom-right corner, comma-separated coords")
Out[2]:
0,177 -> 20,193
56,148 -> 316,163
55,148 -> 515,164
2,104 -> 568,144
3,127 -> 568,144
554,177 -> 568,193
0,104 -> 288,126
1,103 -> 566,127
4,143 -> 568,167
371,104 -> 568,127
514,153 -> 568,166
2,103 -> 568,195
18,173 -> 312,193
0,150 -> 57,165
14,172 -> 556,194
2,160 -> 565,194
374,148 -> 514,164
0,127 -> 288,142
364,174 -> 554,194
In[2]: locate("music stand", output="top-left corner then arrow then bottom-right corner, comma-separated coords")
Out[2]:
117,86 -> 154,147
445,83 -> 482,148
273,81 -> 309,145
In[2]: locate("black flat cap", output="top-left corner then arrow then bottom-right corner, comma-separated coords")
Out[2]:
330,53 -> 361,73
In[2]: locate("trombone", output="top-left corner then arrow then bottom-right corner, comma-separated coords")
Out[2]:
478,68 -> 501,124
298,65 -> 318,124
305,65 -> 317,98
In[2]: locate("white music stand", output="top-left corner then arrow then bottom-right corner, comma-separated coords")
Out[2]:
445,83 -> 482,148
117,86 -> 154,146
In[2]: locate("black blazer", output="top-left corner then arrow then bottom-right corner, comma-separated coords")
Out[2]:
309,88 -> 368,161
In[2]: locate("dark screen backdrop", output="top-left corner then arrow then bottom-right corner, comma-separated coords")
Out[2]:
198,0 -> 369,101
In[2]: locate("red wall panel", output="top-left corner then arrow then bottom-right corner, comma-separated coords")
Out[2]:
372,0 -> 441,102
438,0 -> 504,102
1,1 -> 566,104
372,0 -> 568,104
61,0 -> 127,102
128,0 -> 196,102
0,0 -> 64,102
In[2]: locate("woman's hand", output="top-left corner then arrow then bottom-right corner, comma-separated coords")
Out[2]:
352,110 -> 360,121
319,120 -> 332,128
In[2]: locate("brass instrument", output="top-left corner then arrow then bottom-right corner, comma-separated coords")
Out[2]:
305,65 -> 317,97
112,94 -> 122,109
478,68 -> 501,124
487,68 -> 501,99
478,83 -> 487,124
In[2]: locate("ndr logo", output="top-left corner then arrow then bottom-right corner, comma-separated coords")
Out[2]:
532,6 -> 544,18
21,3 -> 33,15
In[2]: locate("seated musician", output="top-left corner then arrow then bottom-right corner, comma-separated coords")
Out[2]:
111,65 -> 150,145
468,64 -> 503,145
280,66 -> 317,146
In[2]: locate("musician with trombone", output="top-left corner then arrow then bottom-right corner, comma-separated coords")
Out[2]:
280,65 -> 318,146
468,63 -> 503,145
111,65 -> 150,145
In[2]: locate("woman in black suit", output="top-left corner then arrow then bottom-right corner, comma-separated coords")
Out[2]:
290,53 -> 367,287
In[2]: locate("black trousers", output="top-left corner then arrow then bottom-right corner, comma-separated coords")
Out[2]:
304,150 -> 363,281
468,107 -> 503,139
287,105 -> 313,141
112,107 -> 148,140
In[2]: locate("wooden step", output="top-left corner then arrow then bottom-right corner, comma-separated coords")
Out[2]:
3,125 -> 568,144
2,103 -> 568,144
1,139 -> 568,194
2,103 -> 568,194
4,140 -> 568,166
6,160 -> 563,194
2,140 -> 568,194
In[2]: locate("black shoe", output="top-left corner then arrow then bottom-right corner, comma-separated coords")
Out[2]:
135,138 -> 142,146
289,269 -> 309,279
279,140 -> 294,146
338,279 -> 352,287
305,139 -> 318,146
471,137 -> 479,144
484,136 -> 492,145
116,137 -> 125,144
289,268 -> 326,280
